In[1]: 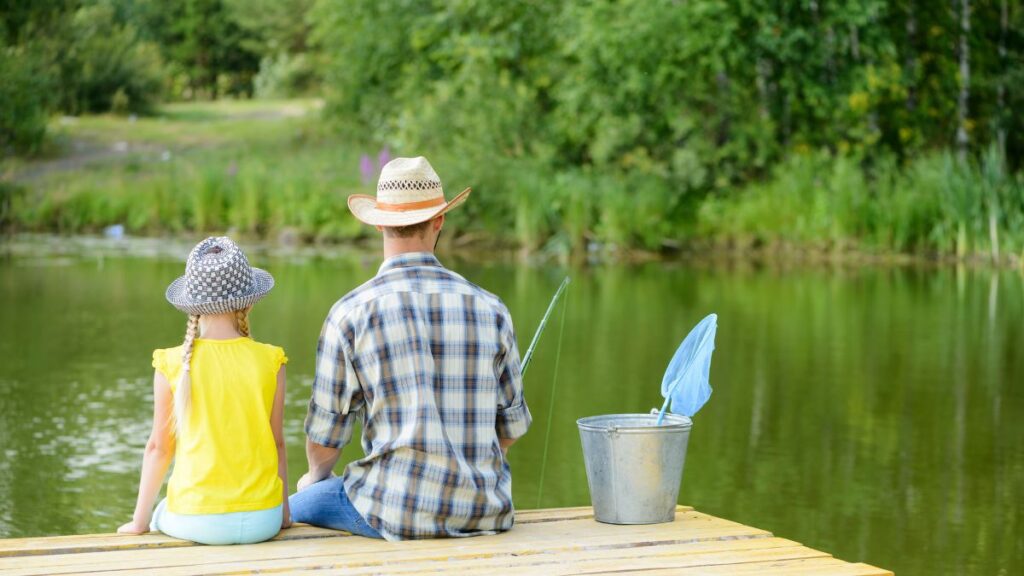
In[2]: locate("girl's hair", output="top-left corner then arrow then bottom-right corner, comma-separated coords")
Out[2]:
173,314 -> 199,436
235,308 -> 251,337
173,308 -> 251,436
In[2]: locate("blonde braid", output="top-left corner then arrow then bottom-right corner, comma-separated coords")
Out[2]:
235,307 -> 251,338
174,314 -> 200,436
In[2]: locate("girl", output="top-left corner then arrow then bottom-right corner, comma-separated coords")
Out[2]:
118,236 -> 291,545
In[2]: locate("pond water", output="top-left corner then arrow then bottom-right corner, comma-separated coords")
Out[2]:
1,238 -> 1021,575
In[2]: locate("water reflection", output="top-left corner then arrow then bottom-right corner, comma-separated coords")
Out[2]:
0,242 -> 1022,575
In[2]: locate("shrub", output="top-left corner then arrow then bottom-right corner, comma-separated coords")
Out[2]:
253,53 -> 317,99
0,46 -> 55,155
58,4 -> 165,114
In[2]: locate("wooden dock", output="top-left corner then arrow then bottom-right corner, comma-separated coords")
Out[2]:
0,506 -> 890,575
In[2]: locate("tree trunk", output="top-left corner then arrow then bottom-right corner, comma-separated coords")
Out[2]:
809,0 -> 835,86
755,58 -> 771,123
716,71 -> 731,146
850,24 -> 860,62
905,3 -> 918,113
956,0 -> 970,163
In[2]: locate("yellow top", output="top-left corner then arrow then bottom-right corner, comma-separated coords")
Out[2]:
152,337 -> 287,514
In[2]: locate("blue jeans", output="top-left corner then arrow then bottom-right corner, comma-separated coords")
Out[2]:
150,498 -> 282,545
288,476 -> 383,539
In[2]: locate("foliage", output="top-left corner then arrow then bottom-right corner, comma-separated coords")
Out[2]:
5,99 -> 1024,263
5,1 -> 1024,261
0,45 -> 55,154
223,0 -> 315,56
238,0 -> 320,99
0,0 -> 316,113
134,0 -> 261,99
253,53 -> 317,99
697,145 -> 1024,258
302,0 -> 1024,258
6,102 -> 359,241
115,0 -> 318,99
0,0 -> 167,130
10,144 -> 360,242
57,3 -> 165,114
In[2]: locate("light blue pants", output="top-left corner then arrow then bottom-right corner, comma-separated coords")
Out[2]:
151,498 -> 282,545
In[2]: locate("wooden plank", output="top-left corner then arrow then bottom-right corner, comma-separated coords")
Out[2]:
0,512 -> 766,576
0,506 -> 890,576
593,558 -> 893,575
0,525 -> 340,558
2,535 -> 793,576
0,512 -> 757,574
0,505 -> 687,559
270,543 -> 830,576
109,532 -> 784,576
192,545 -> 827,576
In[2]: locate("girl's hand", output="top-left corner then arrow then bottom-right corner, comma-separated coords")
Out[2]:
117,520 -> 149,535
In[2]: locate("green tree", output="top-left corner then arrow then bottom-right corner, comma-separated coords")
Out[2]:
226,0 -> 318,97
58,3 -> 165,114
129,0 -> 261,98
0,44 -> 55,154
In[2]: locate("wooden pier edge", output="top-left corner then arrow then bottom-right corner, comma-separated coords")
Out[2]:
0,505 -> 892,575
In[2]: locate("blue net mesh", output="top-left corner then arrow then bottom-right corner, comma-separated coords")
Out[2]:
661,313 -> 717,417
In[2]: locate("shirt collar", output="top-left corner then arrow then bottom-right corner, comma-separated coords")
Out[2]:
378,252 -> 444,275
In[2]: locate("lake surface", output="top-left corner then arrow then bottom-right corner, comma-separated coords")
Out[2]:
0,237 -> 1021,575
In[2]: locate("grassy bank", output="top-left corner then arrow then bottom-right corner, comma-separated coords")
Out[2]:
3,101 -> 1023,265
698,148 -> 1024,264
2,100 -> 370,243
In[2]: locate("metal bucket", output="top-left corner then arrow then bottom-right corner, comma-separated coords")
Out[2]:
577,413 -> 692,524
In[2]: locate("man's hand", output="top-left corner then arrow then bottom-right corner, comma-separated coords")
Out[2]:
499,437 -> 517,456
304,438 -> 341,489
297,471 -> 336,492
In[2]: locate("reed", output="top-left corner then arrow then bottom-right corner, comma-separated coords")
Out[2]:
697,146 -> 1024,262
10,140 -> 369,242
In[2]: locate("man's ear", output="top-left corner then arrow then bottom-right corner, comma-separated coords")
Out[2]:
375,225 -> 384,233
433,214 -> 445,231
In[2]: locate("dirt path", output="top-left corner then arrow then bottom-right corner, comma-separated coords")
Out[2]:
8,139 -> 168,183
5,100 -> 317,183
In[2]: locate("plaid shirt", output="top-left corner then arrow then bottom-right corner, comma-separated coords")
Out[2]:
305,252 -> 532,540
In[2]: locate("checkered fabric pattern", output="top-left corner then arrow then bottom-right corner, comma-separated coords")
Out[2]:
165,236 -> 274,315
305,252 -> 532,541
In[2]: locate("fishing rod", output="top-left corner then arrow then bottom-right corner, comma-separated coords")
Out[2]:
529,275 -> 570,509
521,276 -> 571,375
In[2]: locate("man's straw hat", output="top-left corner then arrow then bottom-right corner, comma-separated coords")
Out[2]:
347,156 -> 470,227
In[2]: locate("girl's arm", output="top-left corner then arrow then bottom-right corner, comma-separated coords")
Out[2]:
118,370 -> 175,534
271,365 -> 292,529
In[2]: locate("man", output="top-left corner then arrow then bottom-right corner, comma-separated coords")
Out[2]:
289,157 -> 532,541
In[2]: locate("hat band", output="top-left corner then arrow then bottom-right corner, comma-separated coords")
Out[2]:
376,197 -> 446,212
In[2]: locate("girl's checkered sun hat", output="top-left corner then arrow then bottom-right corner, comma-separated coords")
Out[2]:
165,237 -> 274,315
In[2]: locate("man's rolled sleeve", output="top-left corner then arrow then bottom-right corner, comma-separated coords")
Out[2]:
495,315 -> 532,440
304,313 -> 363,449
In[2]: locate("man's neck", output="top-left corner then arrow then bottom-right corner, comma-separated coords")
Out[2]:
382,238 -> 435,259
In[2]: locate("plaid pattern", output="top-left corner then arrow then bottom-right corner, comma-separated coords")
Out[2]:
305,252 -> 531,541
